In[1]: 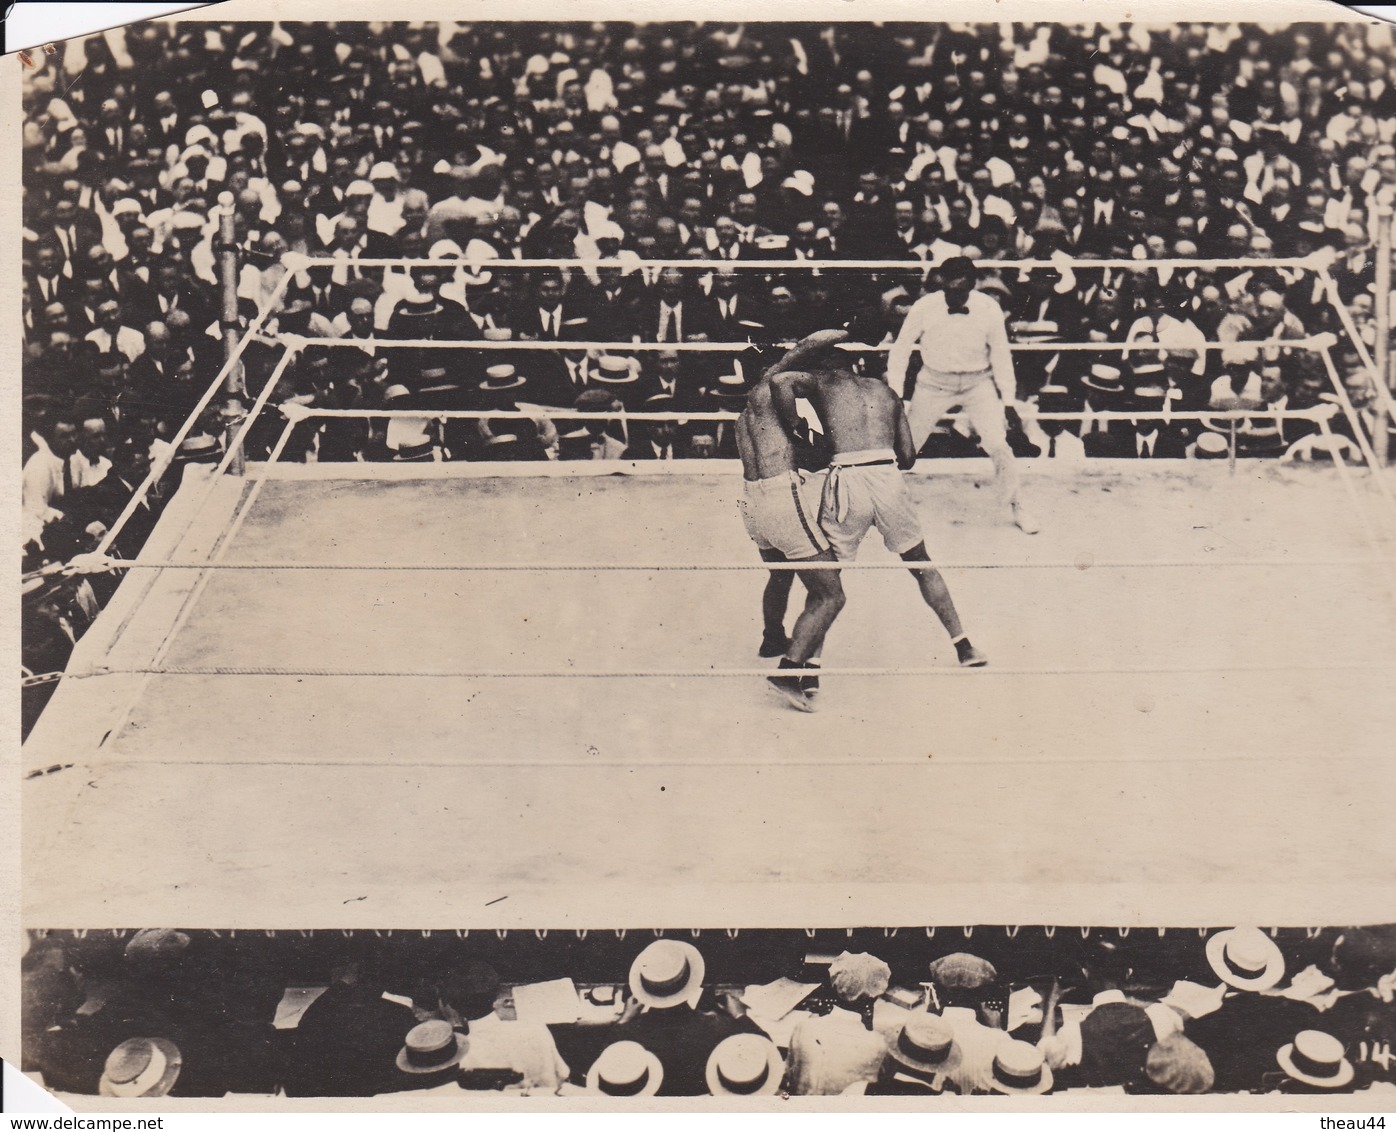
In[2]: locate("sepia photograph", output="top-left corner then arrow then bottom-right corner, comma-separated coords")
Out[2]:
7,0 -> 1396,1113
18,926 -> 1396,1103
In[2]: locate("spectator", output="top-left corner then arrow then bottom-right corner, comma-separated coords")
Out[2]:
586,940 -> 762,1097
926,952 -> 1017,1096
784,951 -> 893,1095
1184,928 -> 1324,1094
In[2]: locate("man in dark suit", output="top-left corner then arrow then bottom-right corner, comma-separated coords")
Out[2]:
145,91 -> 186,152
697,267 -> 768,342
511,272 -> 595,406
633,349 -> 707,413
580,264 -> 643,341
634,268 -> 712,348
27,244 -> 72,312
283,969 -> 424,1097
46,199 -> 104,278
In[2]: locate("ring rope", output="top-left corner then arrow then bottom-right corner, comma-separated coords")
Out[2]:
93,268 -> 296,558
70,556 -> 1389,574
277,406 -> 1340,423
1318,415 -> 1396,604
290,253 -> 1332,272
1317,346 -> 1396,521
69,660 -> 1396,680
266,332 -> 1339,355
90,414 -> 304,762
1317,268 -> 1396,429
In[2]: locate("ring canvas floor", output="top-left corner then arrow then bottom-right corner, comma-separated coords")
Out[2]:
22,459 -> 1396,928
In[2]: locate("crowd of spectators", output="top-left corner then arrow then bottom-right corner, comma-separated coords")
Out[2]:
19,19 -> 1396,728
22,925 -> 1396,1099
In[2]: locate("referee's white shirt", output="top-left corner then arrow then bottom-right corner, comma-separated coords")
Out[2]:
886,290 -> 1017,401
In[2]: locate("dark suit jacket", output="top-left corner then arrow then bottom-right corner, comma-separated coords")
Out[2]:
284,985 -> 427,1098
579,1007 -> 765,1097
1184,993 -> 1322,1094
695,293 -> 770,343
631,296 -> 714,346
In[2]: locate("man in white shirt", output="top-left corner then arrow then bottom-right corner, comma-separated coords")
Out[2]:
785,953 -> 893,1095
366,162 -> 406,237
22,416 -> 79,549
70,418 -> 113,491
885,256 -> 1039,534
925,953 -> 1017,1096
84,299 -> 146,363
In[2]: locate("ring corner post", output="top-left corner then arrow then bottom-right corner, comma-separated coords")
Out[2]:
218,190 -> 248,476
1375,197 -> 1393,467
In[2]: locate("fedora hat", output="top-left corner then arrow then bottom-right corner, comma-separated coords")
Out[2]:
587,1040 -> 663,1097
1236,426 -> 1288,456
479,363 -> 526,392
705,1033 -> 784,1096
890,1014 -> 961,1075
1276,1030 -> 1355,1089
629,939 -> 705,1008
395,1019 -> 469,1075
1035,383 -> 1078,414
1082,363 -> 1125,393
393,438 -> 437,462
1206,927 -> 1285,991
989,1040 -> 1054,1095
99,1037 -> 183,1098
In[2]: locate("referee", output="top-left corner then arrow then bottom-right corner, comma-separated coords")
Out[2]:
885,257 -> 1040,535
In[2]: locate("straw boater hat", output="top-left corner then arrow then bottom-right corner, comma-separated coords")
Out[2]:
628,939 -> 706,1008
99,1038 -> 183,1098
1082,363 -> 1126,393
587,1040 -> 664,1097
1276,1030 -> 1355,1089
592,354 -> 639,384
395,1019 -> 469,1075
709,371 -> 750,403
889,1014 -> 962,1076
1194,431 -> 1229,458
989,1040 -> 1054,1095
479,363 -> 526,392
705,1033 -> 784,1096
1206,927 -> 1286,991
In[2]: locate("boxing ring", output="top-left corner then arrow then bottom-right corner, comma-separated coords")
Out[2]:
22,251 -> 1396,931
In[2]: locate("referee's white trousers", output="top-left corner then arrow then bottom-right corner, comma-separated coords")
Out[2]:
906,366 -> 1021,506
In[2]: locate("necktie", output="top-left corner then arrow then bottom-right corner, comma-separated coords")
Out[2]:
62,455 -> 73,497
947,304 -> 970,315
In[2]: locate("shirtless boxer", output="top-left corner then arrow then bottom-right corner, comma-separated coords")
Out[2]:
736,330 -> 849,712
770,332 -> 987,668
